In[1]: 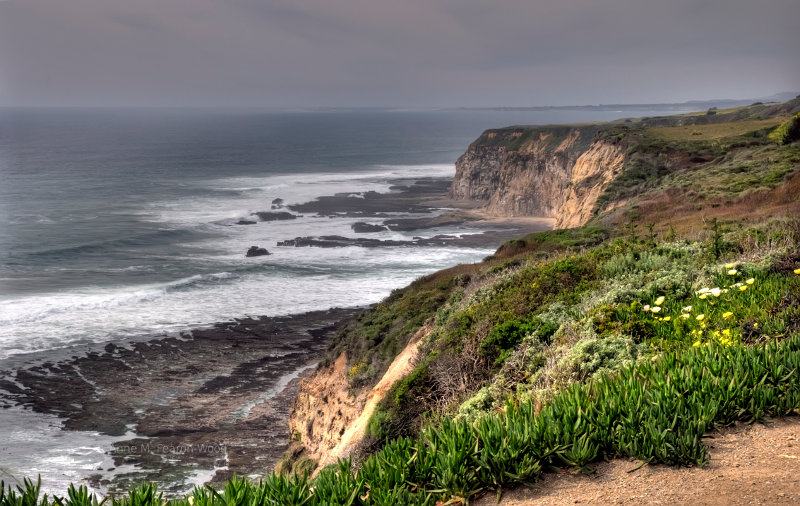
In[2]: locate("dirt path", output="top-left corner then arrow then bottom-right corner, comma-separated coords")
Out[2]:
475,417 -> 800,505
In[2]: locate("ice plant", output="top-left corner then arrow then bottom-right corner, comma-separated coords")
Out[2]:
794,268 -> 800,275
723,312 -> 733,319
654,296 -> 665,305
651,306 -> 662,313
746,278 -> 755,285
727,269 -> 738,275
696,314 -> 705,321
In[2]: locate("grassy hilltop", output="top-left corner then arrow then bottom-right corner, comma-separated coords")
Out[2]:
4,100 -> 800,505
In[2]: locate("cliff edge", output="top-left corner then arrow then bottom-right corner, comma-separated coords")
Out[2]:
449,124 -> 622,227
451,99 -> 800,229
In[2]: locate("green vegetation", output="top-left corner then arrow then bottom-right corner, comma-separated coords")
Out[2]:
8,327 -> 800,504
769,113 -> 800,145
649,117 -> 785,141
322,263 -> 473,389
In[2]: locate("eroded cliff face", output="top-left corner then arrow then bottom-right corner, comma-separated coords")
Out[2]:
450,125 -> 628,228
289,353 -> 361,465
288,325 -> 429,469
555,140 -> 628,228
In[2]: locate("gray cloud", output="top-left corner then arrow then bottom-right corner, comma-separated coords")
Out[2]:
0,0 -> 797,107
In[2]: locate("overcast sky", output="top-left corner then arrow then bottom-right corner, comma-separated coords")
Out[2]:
0,0 -> 797,108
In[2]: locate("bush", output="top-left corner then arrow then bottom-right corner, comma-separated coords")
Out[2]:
769,113 -> 800,145
479,317 -> 558,363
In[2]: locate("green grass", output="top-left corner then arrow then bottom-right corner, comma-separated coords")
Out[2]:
648,118 -> 786,141
8,331 -> 800,505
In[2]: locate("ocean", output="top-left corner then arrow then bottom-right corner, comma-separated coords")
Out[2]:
0,106 -> 683,492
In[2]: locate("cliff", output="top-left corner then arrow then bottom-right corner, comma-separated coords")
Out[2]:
450,98 -> 800,229
450,124 -> 627,227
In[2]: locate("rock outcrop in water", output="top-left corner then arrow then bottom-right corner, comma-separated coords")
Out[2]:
246,246 -> 270,257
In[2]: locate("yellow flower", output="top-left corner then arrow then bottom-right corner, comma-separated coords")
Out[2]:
697,287 -> 710,294
693,341 -> 702,348
739,285 -> 748,291
794,268 -> 800,275
654,296 -> 665,305
663,316 -> 671,322
651,306 -> 662,313
711,287 -> 722,297
723,312 -> 733,319
682,305 -> 692,312
727,269 -> 738,275
699,293 -> 708,299
746,278 -> 755,285
725,263 -> 736,269
722,329 -> 731,336
696,314 -> 705,321
754,322 -> 759,328
681,313 -> 690,319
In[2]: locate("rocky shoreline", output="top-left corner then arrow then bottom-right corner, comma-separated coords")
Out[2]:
0,308 -> 359,495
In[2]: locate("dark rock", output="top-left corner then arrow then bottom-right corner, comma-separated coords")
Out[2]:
351,222 -> 386,233
277,236 -> 408,248
236,220 -> 258,225
384,213 -> 473,232
252,211 -> 298,221
271,198 -> 285,209
276,234 -> 470,248
246,246 -> 271,257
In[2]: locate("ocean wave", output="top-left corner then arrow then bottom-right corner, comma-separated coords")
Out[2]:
0,271 -> 238,325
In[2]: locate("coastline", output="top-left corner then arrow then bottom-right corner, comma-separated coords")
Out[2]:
0,178 -> 552,495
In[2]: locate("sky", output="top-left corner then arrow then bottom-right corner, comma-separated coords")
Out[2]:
0,0 -> 798,108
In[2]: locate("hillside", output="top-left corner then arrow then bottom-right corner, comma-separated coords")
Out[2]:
275,100 -> 800,500
4,100 -> 800,505
451,98 -> 800,228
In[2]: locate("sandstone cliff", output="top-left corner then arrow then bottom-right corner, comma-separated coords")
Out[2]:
450,124 -> 629,228
555,138 -> 628,228
288,324 -> 429,469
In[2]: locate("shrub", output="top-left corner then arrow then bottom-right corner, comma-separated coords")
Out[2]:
769,113 -> 800,145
